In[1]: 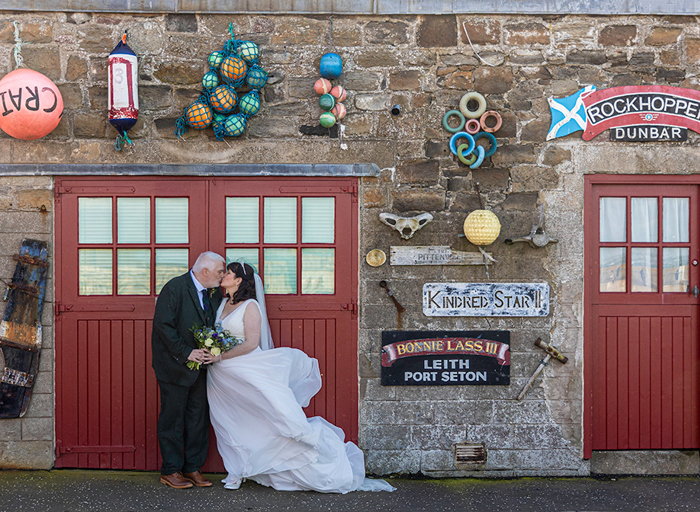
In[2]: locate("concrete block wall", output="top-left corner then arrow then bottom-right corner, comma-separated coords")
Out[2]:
0,11 -> 698,473
0,177 -> 54,469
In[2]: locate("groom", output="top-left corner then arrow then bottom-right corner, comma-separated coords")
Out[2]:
151,251 -> 225,489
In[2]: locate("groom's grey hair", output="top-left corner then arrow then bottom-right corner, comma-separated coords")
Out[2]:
193,252 -> 225,272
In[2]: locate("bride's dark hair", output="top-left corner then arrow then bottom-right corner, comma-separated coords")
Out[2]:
227,262 -> 256,304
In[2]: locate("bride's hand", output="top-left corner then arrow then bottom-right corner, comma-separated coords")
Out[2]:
200,350 -> 221,364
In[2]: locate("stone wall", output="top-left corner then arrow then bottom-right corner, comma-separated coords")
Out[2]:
0,177 -> 53,469
0,10 -> 699,473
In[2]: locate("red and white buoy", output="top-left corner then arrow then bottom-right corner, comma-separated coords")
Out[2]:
108,33 -> 139,150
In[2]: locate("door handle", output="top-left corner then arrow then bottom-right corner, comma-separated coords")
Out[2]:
693,286 -> 699,298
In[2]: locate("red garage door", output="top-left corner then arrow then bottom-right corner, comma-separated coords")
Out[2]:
54,176 -> 358,470
585,176 -> 700,457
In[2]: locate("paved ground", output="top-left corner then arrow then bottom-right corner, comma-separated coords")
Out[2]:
0,470 -> 699,512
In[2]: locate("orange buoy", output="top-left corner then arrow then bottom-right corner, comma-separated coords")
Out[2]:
0,69 -> 63,140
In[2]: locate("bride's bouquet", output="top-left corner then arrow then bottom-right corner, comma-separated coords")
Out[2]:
187,323 -> 242,370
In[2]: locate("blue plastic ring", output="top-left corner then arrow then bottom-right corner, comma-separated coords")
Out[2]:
473,131 -> 498,158
449,132 -> 475,157
469,146 -> 486,169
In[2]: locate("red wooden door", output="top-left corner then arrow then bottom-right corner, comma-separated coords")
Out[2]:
584,176 -> 700,457
55,176 -> 359,470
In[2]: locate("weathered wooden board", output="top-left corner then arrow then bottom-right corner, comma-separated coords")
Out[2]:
0,239 -> 48,418
423,282 -> 550,317
390,246 -> 491,266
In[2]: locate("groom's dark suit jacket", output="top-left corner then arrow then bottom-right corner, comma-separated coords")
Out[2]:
151,271 -> 223,386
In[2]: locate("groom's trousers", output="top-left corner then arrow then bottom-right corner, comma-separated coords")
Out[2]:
157,369 -> 209,475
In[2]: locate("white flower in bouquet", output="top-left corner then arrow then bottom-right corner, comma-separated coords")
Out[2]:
210,347 -> 221,356
204,338 -> 214,347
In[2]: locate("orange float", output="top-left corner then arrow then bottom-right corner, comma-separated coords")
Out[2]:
0,69 -> 63,140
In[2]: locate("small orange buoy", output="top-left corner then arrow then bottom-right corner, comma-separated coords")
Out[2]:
0,69 -> 63,140
314,78 -> 332,95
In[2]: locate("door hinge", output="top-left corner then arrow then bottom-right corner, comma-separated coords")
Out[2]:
342,299 -> 358,317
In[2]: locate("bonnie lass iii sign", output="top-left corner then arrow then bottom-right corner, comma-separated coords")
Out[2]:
423,283 -> 549,317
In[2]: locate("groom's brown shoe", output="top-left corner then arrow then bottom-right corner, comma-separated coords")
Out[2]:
160,472 -> 194,489
183,471 -> 213,487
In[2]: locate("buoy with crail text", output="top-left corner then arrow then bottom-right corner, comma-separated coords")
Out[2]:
0,68 -> 63,140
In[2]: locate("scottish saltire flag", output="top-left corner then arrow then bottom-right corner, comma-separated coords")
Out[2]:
546,85 -> 596,141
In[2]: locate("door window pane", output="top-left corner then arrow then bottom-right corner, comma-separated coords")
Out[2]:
79,198 -> 112,244
600,197 -> 626,242
600,247 -> 626,292
302,198 -> 335,243
302,249 -> 334,294
663,197 -> 689,243
118,197 -> 150,243
117,249 -> 150,295
663,247 -> 689,292
631,248 -> 658,293
79,249 -> 112,295
264,198 -> 297,244
156,249 -> 189,294
226,248 -> 259,273
156,198 -> 189,244
226,197 -> 259,244
264,249 -> 296,294
631,197 -> 657,243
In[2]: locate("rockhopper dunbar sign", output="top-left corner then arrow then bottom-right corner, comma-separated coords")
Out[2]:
547,85 -> 700,142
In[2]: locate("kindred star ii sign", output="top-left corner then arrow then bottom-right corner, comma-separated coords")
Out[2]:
547,85 -> 700,142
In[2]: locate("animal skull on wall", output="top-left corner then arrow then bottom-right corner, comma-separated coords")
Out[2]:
379,212 -> 434,240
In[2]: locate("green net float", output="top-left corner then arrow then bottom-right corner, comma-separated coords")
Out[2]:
319,93 -> 335,111
212,113 -> 227,131
238,41 -> 260,63
459,91 -> 487,119
202,71 -> 220,89
457,144 -> 478,165
320,111 -> 337,128
239,91 -> 261,117
208,51 -> 224,70
442,110 -> 466,133
246,65 -> 268,90
223,113 -> 246,137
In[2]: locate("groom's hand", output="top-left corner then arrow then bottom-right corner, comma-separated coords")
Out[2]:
187,348 -> 209,364
200,350 -> 218,365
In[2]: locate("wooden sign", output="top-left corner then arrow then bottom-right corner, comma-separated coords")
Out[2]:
0,239 -> 48,418
423,282 -> 549,317
390,246 -> 490,266
582,86 -> 700,141
381,330 -> 510,386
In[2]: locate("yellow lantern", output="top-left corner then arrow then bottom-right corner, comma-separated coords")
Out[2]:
463,210 -> 501,246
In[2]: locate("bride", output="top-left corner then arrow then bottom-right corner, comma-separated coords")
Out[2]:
202,262 -> 395,493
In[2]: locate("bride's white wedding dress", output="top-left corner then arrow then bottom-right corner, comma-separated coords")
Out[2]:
207,298 -> 395,493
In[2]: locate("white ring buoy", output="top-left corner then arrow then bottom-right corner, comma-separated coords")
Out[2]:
459,92 -> 487,119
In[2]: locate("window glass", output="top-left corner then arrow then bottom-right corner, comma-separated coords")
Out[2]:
156,198 -> 189,244
226,248 -> 259,273
118,197 -> 150,243
631,248 -> 658,293
301,249 -> 334,294
226,197 -> 259,244
663,247 -> 689,293
631,197 -> 657,243
155,249 -> 189,294
600,197 -> 626,243
663,197 -> 689,243
264,198 -> 297,244
117,249 -> 150,295
600,247 -> 626,292
79,249 -> 113,295
264,249 -> 297,294
302,198 -> 335,243
79,198 -> 112,244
